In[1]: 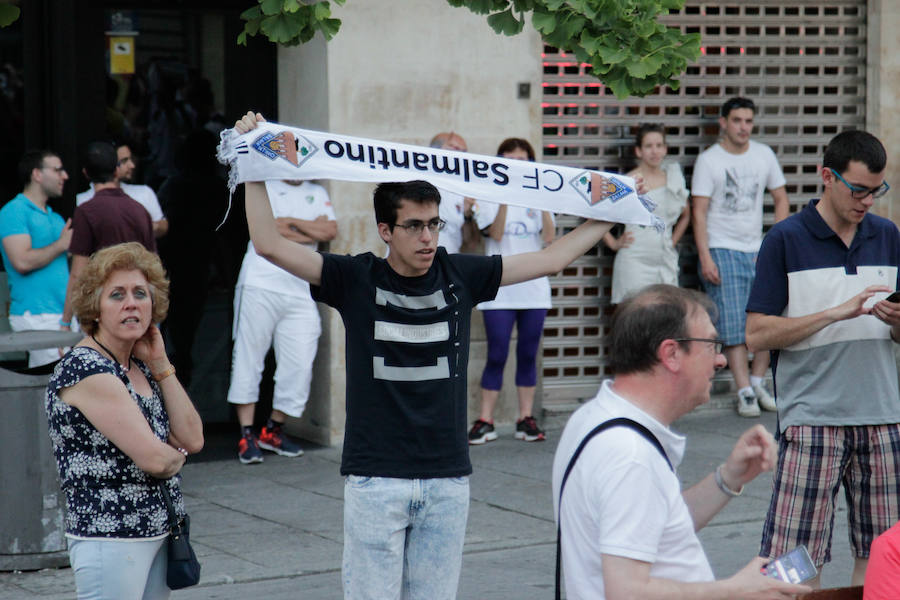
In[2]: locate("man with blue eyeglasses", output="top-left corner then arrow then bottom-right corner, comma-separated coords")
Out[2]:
746,130 -> 900,588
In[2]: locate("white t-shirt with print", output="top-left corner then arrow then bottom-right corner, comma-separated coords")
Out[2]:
475,201 -> 553,310
438,191 -> 468,255
691,140 -> 786,252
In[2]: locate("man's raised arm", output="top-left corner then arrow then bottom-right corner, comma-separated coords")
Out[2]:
236,112 -> 323,286
245,182 -> 323,286
500,220 -> 612,286
682,424 -> 776,531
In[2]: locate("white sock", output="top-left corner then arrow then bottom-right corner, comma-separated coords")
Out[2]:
750,376 -> 763,388
738,386 -> 755,397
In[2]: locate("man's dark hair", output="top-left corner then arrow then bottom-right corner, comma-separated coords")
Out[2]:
822,130 -> 886,175
112,139 -> 133,153
608,284 -> 717,376
720,97 -> 756,118
83,141 -> 119,184
373,181 -> 441,228
18,149 -> 58,187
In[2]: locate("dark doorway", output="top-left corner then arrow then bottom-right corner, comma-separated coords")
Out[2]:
7,1 -> 280,424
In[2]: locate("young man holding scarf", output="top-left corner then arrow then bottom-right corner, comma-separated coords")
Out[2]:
234,111 -> 619,599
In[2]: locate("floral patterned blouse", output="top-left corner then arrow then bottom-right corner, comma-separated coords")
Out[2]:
45,346 -> 185,538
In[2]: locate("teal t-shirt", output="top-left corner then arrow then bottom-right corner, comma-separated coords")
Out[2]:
0,193 -> 68,315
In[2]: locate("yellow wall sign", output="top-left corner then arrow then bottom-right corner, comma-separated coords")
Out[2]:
109,36 -> 135,75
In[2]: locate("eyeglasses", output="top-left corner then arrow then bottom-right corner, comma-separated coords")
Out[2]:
674,338 -> 725,354
828,168 -> 890,199
394,218 -> 446,235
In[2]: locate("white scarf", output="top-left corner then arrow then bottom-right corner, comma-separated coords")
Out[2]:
217,121 -> 662,229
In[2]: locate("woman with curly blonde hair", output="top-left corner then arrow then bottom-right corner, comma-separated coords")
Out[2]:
45,242 -> 203,599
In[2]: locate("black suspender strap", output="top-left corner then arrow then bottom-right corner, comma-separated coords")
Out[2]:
555,417 -> 674,600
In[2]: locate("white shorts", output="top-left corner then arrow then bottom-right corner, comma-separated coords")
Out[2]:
226,286 -> 322,417
8,311 -> 67,367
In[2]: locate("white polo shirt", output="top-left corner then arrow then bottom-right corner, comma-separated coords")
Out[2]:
551,380 -> 713,599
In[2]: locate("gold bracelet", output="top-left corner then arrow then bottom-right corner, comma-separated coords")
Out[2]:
153,365 -> 176,382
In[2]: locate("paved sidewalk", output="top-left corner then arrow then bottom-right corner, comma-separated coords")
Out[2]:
0,408 -> 854,599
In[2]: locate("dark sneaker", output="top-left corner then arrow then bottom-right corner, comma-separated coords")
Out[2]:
515,416 -> 546,442
258,424 -> 304,457
468,419 -> 498,445
238,434 -> 264,464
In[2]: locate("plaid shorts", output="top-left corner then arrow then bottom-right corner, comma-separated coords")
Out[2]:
698,248 -> 756,346
760,424 -> 900,566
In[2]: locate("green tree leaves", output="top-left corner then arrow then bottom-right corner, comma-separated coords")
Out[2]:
523,0 -> 700,98
0,4 -> 20,28
487,8 -> 524,35
237,0 -> 699,98
238,0 -> 345,46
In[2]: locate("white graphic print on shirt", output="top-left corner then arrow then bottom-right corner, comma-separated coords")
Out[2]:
372,286 -> 454,382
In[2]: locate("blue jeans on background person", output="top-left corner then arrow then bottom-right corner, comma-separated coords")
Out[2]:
342,475 -> 469,600
68,537 -> 169,600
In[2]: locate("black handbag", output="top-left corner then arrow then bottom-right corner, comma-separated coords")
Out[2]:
157,480 -> 201,589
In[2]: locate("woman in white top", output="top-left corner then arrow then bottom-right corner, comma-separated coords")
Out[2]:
603,123 -> 690,304
468,138 -> 555,445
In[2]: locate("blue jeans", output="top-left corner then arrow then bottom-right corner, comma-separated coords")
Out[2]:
68,537 -> 169,600
343,475 -> 469,600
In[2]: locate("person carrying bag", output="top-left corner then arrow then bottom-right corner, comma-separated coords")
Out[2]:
157,480 -> 201,589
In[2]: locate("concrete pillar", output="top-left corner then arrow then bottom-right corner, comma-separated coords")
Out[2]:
865,0 -> 900,389
277,0 -> 542,445
866,0 -> 900,221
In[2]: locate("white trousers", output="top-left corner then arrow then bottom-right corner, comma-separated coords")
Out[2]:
227,285 -> 321,417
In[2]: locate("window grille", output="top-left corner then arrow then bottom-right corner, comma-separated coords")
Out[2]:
541,0 -> 867,403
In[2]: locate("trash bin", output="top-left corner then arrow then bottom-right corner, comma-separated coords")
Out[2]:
0,330 -> 82,571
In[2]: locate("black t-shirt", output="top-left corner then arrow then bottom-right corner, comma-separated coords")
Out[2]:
312,248 -> 502,478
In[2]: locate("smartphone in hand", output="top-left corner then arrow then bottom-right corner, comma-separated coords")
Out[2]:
866,290 -> 900,309
762,545 -> 817,584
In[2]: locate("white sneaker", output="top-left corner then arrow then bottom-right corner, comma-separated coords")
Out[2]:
753,383 -> 777,412
737,389 -> 761,417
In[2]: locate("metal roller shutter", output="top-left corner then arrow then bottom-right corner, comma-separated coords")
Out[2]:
540,0 -> 867,404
